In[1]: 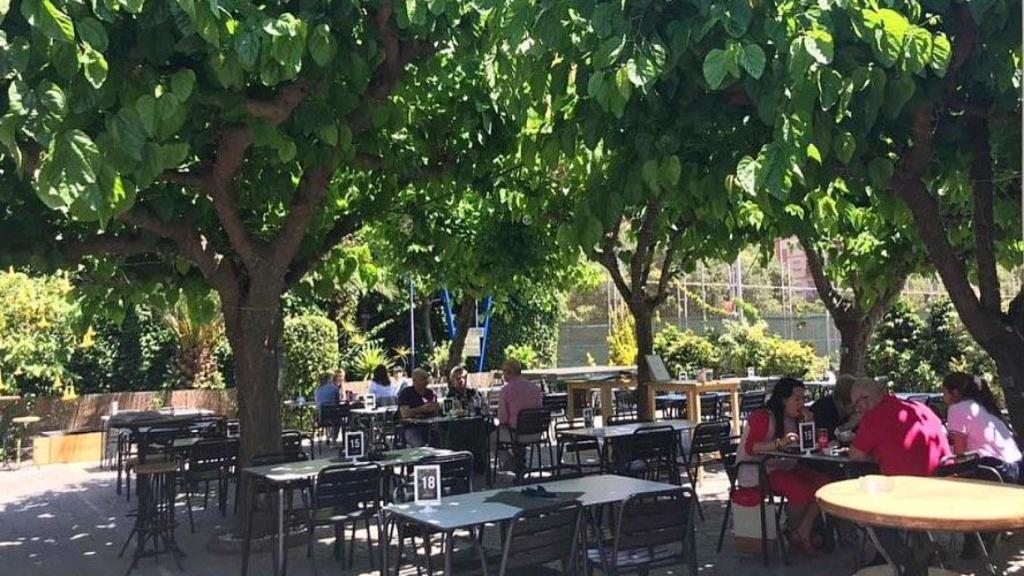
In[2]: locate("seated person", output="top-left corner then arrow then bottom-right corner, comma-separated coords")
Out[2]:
942,372 -> 1022,484
849,377 -> 951,475
737,377 -> 830,556
447,365 -> 479,407
314,372 -> 340,406
810,374 -> 861,439
393,367 -> 411,394
397,368 -> 439,447
498,359 -> 543,430
367,364 -> 396,404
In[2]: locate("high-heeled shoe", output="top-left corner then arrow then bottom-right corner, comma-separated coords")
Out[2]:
788,529 -> 825,558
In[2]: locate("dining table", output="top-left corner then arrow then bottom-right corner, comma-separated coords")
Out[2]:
557,419 -> 697,472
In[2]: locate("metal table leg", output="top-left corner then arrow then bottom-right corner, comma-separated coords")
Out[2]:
444,530 -> 454,575
277,487 -> 285,576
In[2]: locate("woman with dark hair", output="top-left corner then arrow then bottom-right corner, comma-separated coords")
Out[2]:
367,364 -> 396,403
942,372 -> 1022,484
736,377 -> 831,556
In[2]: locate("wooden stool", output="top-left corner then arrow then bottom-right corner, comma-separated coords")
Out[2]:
119,460 -> 185,574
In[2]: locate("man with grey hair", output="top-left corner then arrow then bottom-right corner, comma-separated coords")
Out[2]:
810,374 -> 861,439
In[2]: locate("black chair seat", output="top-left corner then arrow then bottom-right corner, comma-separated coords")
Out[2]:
586,544 -> 680,568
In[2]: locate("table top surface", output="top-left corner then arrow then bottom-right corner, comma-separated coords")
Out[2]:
402,415 -> 490,426
523,366 -> 636,379
762,447 -> 861,466
11,416 -> 41,424
386,474 -> 679,531
558,419 -> 698,439
244,447 -> 455,482
351,407 -> 399,416
649,379 -> 742,392
816,475 -> 1024,532
108,410 -> 216,429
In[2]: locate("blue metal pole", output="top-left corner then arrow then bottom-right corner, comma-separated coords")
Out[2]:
408,278 -> 416,370
441,289 -> 456,339
477,296 -> 494,372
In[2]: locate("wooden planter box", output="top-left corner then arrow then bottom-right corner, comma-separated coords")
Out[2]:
32,430 -> 105,465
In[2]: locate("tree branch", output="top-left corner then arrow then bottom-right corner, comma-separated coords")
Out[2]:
597,218 -> 632,302
284,213 -> 364,288
966,111 -> 1001,312
62,234 -> 160,262
631,200 -> 661,300
268,163 -> 335,273
654,222 -> 687,306
799,235 -> 856,322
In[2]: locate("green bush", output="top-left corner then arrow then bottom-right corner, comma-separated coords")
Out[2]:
69,307 -> 175,393
282,315 -> 339,400
921,298 -> 996,381
484,289 -> 562,370
607,307 -> 637,366
866,299 -> 939,392
654,325 -> 719,377
717,319 -> 827,379
504,343 -> 539,369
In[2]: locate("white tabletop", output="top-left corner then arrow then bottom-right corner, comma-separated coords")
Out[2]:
386,474 -> 678,532
352,406 -> 399,415
558,419 -> 697,440
244,447 -> 454,483
523,366 -> 636,380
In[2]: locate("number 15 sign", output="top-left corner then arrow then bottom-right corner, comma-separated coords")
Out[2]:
414,465 -> 441,506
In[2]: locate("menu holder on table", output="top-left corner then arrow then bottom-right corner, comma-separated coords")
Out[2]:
414,464 -> 441,511
799,421 -> 816,454
345,430 -> 365,461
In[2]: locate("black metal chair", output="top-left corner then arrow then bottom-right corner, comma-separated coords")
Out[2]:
183,437 -> 238,532
738,391 -> 766,420
315,403 -> 350,455
554,419 -> 602,476
542,393 -> 568,424
715,452 -> 789,567
587,487 -> 698,575
485,500 -> 584,575
680,419 -> 732,520
281,429 -> 311,460
699,393 -> 723,422
306,463 -> 382,573
616,425 -> 680,484
492,408 -> 554,485
610,389 -> 639,424
438,416 -> 489,472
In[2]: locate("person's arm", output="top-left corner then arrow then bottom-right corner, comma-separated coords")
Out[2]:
745,411 -> 791,455
946,403 -> 968,455
948,432 -> 968,455
849,415 -> 877,462
848,446 -> 874,462
498,387 -> 510,426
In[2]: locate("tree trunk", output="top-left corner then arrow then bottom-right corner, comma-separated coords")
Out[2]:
445,297 -> 476,374
836,319 -> 872,376
224,300 -> 284,536
420,297 -> 435,356
630,301 -> 655,421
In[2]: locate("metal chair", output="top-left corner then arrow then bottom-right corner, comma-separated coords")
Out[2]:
616,425 -> 680,484
487,500 -> 584,575
281,429 -> 311,460
306,463 -> 382,573
738,391 -> 766,420
241,451 -> 311,576
183,437 -> 238,532
699,394 -> 723,422
680,419 -> 732,520
315,403 -> 350,454
492,408 -> 554,485
554,419 -> 602,476
587,487 -> 698,575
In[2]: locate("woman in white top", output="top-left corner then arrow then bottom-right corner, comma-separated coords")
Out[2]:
367,364 -> 396,405
942,372 -> 1022,484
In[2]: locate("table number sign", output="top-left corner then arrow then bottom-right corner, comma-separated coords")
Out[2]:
582,407 -> 594,429
442,397 -> 454,416
414,464 -> 442,506
364,394 -> 376,410
345,430 -> 365,460
799,421 -> 816,453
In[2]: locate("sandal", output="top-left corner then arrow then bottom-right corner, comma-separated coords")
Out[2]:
787,529 -> 825,558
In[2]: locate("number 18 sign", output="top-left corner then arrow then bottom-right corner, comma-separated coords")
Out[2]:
413,464 -> 441,506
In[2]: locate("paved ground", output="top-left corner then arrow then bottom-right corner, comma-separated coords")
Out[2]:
0,460 -> 1021,575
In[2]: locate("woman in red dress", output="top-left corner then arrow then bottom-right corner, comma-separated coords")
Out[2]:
736,377 -> 831,556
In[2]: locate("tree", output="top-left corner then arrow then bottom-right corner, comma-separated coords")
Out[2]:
727,0 -> 1022,429
486,0 -> 765,417
0,0 -> 490,532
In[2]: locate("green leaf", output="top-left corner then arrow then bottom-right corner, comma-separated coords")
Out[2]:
593,35 -> 625,69
740,44 -> 765,79
235,28 -> 260,71
834,131 -> 856,164
170,70 -> 196,101
80,45 -> 109,89
735,156 -> 758,195
111,107 -> 147,161
804,30 -> 833,64
427,0 -> 446,16
930,33 -> 951,76
903,27 -> 932,75
867,157 -> 894,190
277,139 -> 296,163
883,75 -> 915,118
626,41 -> 666,89
723,0 -> 752,37
36,129 -> 102,210
871,9 -> 908,67
806,143 -> 822,164
119,0 -> 145,14
317,123 -> 338,146
77,17 -> 108,51
160,142 -> 189,168
660,155 -> 681,188
641,159 -> 660,192
135,95 -> 157,137
337,124 -> 352,150
0,0 -> 9,24
8,80 -> 36,116
817,67 -> 842,110
309,24 -> 337,67
702,48 -> 728,89
38,80 -> 65,116
22,0 -> 76,43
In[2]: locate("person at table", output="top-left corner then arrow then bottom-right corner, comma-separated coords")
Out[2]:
498,359 -> 543,429
810,374 -> 861,440
314,372 -> 340,406
398,368 -> 440,447
737,377 -> 830,556
332,368 -> 347,398
849,377 -> 950,475
447,365 -> 479,407
942,372 -> 1022,484
368,364 -> 396,406
393,366 -> 411,394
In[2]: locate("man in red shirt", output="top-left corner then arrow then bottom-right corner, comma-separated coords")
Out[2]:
849,378 -> 951,475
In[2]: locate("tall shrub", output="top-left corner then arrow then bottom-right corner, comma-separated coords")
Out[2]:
654,325 -> 720,377
866,300 -> 938,391
69,306 -> 175,393
607,306 -> 637,366
282,315 -> 339,400
484,291 -> 563,370
717,320 -> 827,378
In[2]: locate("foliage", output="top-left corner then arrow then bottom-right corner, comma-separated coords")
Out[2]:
717,319 -> 827,379
350,343 -> 393,381
866,300 -> 939,392
337,316 -> 399,379
282,315 -> 338,400
503,343 -> 539,369
160,290 -> 225,389
653,325 -> 719,378
0,270 -> 78,395
423,341 -> 450,378
484,283 -> 563,370
69,304 -> 175,393
607,306 -> 636,366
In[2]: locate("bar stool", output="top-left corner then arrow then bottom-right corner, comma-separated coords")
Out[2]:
119,460 -> 185,574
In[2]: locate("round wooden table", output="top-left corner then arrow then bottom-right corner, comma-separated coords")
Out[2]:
817,475 -> 1024,575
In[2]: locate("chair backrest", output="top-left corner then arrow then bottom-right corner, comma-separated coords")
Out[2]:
419,451 -> 475,496
439,417 -> 486,451
225,419 -> 240,437
555,420 -> 599,450
689,420 -> 732,458
317,402 -> 351,427
699,394 -> 722,421
624,425 -> 679,483
515,408 -> 552,437
498,500 -> 583,575
739,391 -> 765,418
189,437 -> 235,475
719,442 -> 740,486
281,430 -> 307,458
313,463 -> 381,512
926,397 -> 948,422
645,355 -> 672,382
612,488 -> 695,565
542,394 -> 568,415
